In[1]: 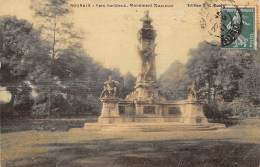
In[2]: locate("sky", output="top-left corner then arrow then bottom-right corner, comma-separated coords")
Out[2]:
0,0 -> 259,102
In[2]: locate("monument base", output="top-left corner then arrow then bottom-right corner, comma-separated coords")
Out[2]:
84,122 -> 225,132
84,98 -> 225,131
98,97 -> 121,124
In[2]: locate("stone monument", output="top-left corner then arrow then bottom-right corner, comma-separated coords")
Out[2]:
183,82 -> 208,124
84,11 -> 225,131
126,11 -> 164,102
98,76 -> 121,123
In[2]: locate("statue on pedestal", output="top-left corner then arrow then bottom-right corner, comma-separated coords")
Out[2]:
188,82 -> 198,101
100,76 -> 120,98
99,76 -> 121,123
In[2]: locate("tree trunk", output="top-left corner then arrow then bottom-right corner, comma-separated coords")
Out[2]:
7,88 -> 17,116
207,75 -> 212,104
51,14 -> 57,73
48,15 -> 57,117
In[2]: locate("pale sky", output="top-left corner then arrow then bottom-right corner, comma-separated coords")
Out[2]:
0,0 -> 259,76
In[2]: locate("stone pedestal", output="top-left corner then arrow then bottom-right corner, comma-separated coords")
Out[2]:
83,12 -> 225,131
182,100 -> 208,125
126,81 -> 166,103
98,98 -> 121,124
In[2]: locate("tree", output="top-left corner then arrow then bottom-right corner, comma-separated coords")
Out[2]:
237,32 -> 260,107
186,42 -> 248,103
186,39 -> 260,119
30,44 -> 125,117
30,0 -> 84,117
121,72 -> 136,98
0,16 -> 51,117
30,0 -> 82,70
158,61 -> 190,100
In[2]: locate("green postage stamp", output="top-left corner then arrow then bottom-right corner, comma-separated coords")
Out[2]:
221,7 -> 256,49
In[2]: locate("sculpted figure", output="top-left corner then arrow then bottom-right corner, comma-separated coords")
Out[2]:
100,76 -> 120,98
138,44 -> 156,81
188,82 -> 198,101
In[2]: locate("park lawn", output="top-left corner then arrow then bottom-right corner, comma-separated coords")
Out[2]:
1,119 -> 260,167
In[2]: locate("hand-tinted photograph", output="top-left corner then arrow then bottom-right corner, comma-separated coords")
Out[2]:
1,0 -> 260,166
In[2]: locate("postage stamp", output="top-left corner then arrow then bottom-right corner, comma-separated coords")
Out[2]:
221,7 -> 256,49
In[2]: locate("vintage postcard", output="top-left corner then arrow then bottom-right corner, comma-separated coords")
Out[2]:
0,0 -> 260,167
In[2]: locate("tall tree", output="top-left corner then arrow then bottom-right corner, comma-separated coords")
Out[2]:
30,0 -> 81,69
30,0 -> 83,116
186,43 -> 221,103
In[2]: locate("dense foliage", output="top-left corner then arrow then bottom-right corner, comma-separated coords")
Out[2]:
159,38 -> 260,119
0,16 -> 134,118
158,61 -> 190,100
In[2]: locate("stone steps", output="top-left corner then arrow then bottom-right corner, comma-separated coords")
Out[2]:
83,122 -> 226,132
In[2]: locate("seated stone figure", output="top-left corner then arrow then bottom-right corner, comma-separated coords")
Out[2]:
100,76 -> 120,98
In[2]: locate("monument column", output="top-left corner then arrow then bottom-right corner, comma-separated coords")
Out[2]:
137,10 -> 157,84
126,11 -> 163,102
